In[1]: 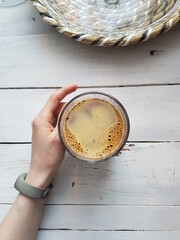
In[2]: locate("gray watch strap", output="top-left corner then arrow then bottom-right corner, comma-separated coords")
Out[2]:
14,173 -> 53,199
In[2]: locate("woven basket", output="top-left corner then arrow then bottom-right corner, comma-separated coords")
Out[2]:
32,0 -> 180,47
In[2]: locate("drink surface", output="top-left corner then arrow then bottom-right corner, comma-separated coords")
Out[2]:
63,98 -> 124,160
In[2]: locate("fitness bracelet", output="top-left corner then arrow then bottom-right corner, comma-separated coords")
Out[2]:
14,173 -> 53,199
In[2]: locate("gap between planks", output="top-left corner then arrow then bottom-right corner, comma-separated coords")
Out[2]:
0,141 -> 180,144
2,203 -> 180,207
3,203 -> 180,207
38,229 -> 180,232
0,83 -> 180,90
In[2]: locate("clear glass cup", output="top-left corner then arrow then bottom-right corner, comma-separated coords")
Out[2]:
58,92 -> 130,162
0,0 -> 26,7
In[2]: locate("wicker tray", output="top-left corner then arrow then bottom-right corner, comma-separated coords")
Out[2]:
32,0 -> 180,47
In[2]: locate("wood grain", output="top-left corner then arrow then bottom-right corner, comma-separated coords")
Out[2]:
1,204 -> 180,230
0,86 -> 179,142
1,143 -> 180,205
0,2 -> 179,87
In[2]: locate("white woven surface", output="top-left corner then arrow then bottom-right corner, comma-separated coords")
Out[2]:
42,0 -> 178,36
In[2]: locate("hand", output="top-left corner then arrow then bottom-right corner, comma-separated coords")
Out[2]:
26,84 -> 77,188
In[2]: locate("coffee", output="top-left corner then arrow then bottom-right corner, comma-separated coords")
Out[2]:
63,98 -> 124,160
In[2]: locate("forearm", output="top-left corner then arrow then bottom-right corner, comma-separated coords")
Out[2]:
0,166 -> 52,240
0,193 -> 44,240
0,85 -> 77,240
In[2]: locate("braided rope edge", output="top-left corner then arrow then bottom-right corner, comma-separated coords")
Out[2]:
32,0 -> 180,47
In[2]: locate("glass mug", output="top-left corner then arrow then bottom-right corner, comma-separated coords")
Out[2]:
58,92 -> 130,162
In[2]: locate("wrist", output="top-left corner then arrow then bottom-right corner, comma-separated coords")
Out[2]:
26,169 -> 54,188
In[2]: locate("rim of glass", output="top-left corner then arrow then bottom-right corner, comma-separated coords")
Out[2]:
58,91 -> 130,163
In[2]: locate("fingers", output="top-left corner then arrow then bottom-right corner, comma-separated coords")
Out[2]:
52,102 -> 66,127
53,102 -> 66,133
54,102 -> 66,119
42,84 -> 77,114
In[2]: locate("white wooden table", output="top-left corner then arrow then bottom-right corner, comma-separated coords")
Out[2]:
0,2 -> 180,239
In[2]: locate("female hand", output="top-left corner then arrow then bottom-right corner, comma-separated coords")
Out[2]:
26,84 -> 77,188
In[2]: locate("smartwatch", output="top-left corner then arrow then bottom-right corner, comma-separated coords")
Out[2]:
14,173 -> 53,199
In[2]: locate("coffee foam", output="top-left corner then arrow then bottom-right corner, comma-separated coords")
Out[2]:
63,98 -> 124,160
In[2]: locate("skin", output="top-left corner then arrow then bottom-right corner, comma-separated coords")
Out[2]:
0,84 -> 77,240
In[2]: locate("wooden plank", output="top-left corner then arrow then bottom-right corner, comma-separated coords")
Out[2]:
1,204 -> 180,230
0,3 -> 179,87
0,32 -> 179,87
1,143 -> 180,205
0,86 -> 180,142
37,230 -> 180,240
